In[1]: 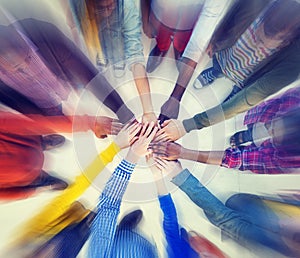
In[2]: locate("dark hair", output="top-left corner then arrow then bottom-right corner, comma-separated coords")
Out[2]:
263,0 -> 300,38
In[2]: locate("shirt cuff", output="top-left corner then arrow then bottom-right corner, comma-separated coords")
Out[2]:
171,168 -> 191,186
182,118 -> 198,132
158,193 -> 172,205
118,159 -> 136,174
127,56 -> 146,71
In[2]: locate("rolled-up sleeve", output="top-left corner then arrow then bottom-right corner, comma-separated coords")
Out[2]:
183,0 -> 232,63
221,147 -> 243,169
123,0 -> 145,69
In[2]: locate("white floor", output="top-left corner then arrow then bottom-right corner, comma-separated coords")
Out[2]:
0,1 -> 299,257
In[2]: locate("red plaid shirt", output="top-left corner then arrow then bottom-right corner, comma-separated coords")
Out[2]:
222,141 -> 287,174
244,87 -> 300,126
222,86 -> 300,174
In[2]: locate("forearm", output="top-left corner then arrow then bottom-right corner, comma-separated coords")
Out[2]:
132,63 -> 154,113
17,142 -> 120,243
0,112 -> 97,135
180,147 -> 224,165
170,57 -> 197,101
140,0 -> 151,24
158,194 -> 180,240
153,173 -> 169,196
89,159 -> 135,257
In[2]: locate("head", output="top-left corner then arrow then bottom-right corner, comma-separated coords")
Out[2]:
0,25 -> 31,72
260,0 -> 300,45
90,0 -> 117,18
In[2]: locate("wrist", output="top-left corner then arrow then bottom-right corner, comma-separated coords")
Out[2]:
179,146 -> 188,159
125,149 -> 141,164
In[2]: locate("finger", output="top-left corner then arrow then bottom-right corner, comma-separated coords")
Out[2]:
128,122 -> 141,134
160,155 -> 174,161
140,122 -> 148,136
121,121 -> 131,131
149,146 -> 167,155
155,157 -> 168,169
111,122 -> 123,131
130,124 -> 142,137
156,120 -> 161,129
158,114 -> 165,125
143,121 -> 155,138
152,150 -> 168,157
161,119 -> 171,128
153,133 -> 169,142
146,126 -> 158,142
154,160 -> 164,171
155,127 -> 166,137
145,153 -> 152,162
129,136 -> 139,145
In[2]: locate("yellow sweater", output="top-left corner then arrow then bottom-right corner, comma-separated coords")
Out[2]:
17,142 -> 120,244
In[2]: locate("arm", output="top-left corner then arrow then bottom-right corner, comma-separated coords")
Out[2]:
89,158 -> 136,258
17,122 -> 142,244
158,58 -> 197,123
171,169 -> 294,256
140,0 -> 154,38
123,0 -> 156,123
17,142 -> 120,244
150,141 -> 224,165
182,38 -> 300,132
131,64 -> 156,123
159,0 -> 231,123
0,112 -> 122,137
89,122 -> 157,258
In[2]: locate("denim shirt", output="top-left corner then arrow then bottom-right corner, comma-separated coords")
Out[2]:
99,0 -> 144,68
70,0 -> 144,70
171,169 -> 295,256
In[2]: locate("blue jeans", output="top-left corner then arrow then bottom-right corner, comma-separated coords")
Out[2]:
183,38 -> 300,131
171,169 -> 295,256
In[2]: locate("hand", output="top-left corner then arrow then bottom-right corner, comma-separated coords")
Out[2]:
154,119 -> 186,142
153,157 -> 183,177
142,22 -> 156,38
149,141 -> 183,160
146,154 -> 162,178
114,121 -> 142,149
126,122 -> 158,163
94,116 -> 124,138
158,97 -> 180,125
206,43 -> 214,58
142,112 -> 158,125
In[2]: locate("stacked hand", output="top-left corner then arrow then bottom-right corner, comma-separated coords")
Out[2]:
154,119 -> 187,142
149,141 -> 183,161
126,121 -> 158,163
158,97 -> 180,125
94,116 -> 124,138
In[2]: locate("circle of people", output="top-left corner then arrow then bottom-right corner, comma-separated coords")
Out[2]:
1,0 -> 300,257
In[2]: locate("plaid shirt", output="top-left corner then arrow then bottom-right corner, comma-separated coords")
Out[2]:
223,86 -> 300,174
244,87 -> 300,126
89,159 -> 158,258
222,141 -> 287,174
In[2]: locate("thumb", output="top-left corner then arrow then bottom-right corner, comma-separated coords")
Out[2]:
161,119 -> 171,128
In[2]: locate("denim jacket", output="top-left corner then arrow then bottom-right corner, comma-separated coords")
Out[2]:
171,169 -> 295,256
100,0 -> 144,69
69,0 -> 144,70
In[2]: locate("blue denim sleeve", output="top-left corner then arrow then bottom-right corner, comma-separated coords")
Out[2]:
158,194 -> 198,258
123,0 -> 145,69
171,169 -> 293,256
